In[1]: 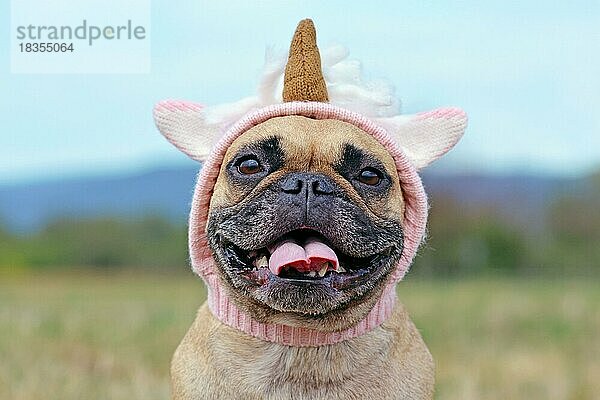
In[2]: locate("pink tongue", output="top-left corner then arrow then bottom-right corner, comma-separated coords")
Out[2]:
268,237 -> 339,276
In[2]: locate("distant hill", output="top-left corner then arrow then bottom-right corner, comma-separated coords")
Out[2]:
0,167 -> 199,233
0,166 -> 581,233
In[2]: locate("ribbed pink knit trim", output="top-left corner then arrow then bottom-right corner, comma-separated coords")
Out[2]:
205,274 -> 397,346
189,102 -> 428,347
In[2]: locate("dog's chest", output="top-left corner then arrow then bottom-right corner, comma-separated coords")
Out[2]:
210,330 -> 399,399
172,304 -> 434,399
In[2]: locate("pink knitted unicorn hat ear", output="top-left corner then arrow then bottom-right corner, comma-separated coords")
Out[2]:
153,20 -> 466,170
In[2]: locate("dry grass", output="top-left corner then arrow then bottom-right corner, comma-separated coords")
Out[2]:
402,278 -> 600,400
0,272 -> 598,399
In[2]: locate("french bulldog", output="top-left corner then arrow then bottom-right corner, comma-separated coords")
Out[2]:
154,19 -> 467,400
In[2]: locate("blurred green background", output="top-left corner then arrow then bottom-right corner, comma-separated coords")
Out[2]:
1,168 -> 599,400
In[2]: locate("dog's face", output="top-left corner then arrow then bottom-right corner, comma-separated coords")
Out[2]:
206,116 -> 406,330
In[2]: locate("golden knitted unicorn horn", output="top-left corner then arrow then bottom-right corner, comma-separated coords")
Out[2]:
282,19 -> 329,102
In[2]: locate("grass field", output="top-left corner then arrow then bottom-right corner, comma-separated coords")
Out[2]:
0,272 -> 599,400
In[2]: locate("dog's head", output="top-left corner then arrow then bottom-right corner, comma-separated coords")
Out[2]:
206,115 -> 406,329
154,19 -> 467,333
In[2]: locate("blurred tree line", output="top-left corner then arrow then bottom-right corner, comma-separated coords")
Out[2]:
1,173 -> 598,277
0,216 -> 187,272
414,172 -> 600,278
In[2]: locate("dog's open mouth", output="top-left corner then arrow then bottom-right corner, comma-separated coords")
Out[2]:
223,229 -> 386,290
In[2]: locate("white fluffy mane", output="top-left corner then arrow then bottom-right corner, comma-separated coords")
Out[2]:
205,45 -> 401,126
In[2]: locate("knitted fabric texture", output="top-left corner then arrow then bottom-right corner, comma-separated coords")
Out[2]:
282,19 -> 328,102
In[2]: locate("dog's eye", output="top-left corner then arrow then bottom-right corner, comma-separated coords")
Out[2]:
358,168 -> 382,186
237,157 -> 263,175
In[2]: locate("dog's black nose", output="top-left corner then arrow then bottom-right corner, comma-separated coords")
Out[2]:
280,172 -> 335,196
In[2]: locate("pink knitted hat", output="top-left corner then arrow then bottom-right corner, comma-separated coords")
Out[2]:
153,20 -> 467,346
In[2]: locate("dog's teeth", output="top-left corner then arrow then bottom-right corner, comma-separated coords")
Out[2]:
308,271 -> 316,277
336,265 -> 346,273
257,256 -> 268,269
318,265 -> 328,277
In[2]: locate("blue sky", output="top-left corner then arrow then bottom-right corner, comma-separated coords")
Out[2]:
1,0 -> 599,184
